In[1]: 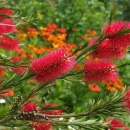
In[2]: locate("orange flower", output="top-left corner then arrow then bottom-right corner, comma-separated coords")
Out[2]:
86,30 -> 96,35
104,77 -> 124,92
0,90 -> 14,97
57,28 -> 67,33
88,84 -> 100,92
27,27 -> 38,38
27,53 -> 34,59
16,30 -> 27,41
28,79 -> 35,84
82,36 -> 92,41
74,64 -> 82,70
28,44 -> 35,50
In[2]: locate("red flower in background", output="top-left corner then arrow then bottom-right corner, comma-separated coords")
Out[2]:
0,35 -> 19,51
84,60 -> 118,82
31,49 -> 75,83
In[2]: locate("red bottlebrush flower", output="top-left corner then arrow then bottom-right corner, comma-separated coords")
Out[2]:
0,35 -> 19,51
23,102 -> 37,112
33,122 -> 53,130
123,90 -> 130,111
0,19 -> 16,34
102,21 -> 130,37
0,8 -> 13,16
109,118 -> 128,130
84,60 -> 118,82
90,38 -> 127,59
43,103 -> 62,115
30,49 -> 75,83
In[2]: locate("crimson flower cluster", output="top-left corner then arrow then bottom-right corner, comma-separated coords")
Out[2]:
84,21 -> 130,82
0,8 -> 19,50
89,21 -> 130,59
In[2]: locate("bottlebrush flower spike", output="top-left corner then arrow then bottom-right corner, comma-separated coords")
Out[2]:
90,38 -> 128,59
123,90 -> 130,111
108,118 -> 128,130
30,49 -> 75,83
0,35 -> 19,51
32,122 -> 52,130
0,19 -> 16,34
84,60 -> 118,82
43,103 -> 62,115
0,8 -> 13,21
23,102 -> 37,112
102,21 -> 130,37
0,8 -> 13,16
